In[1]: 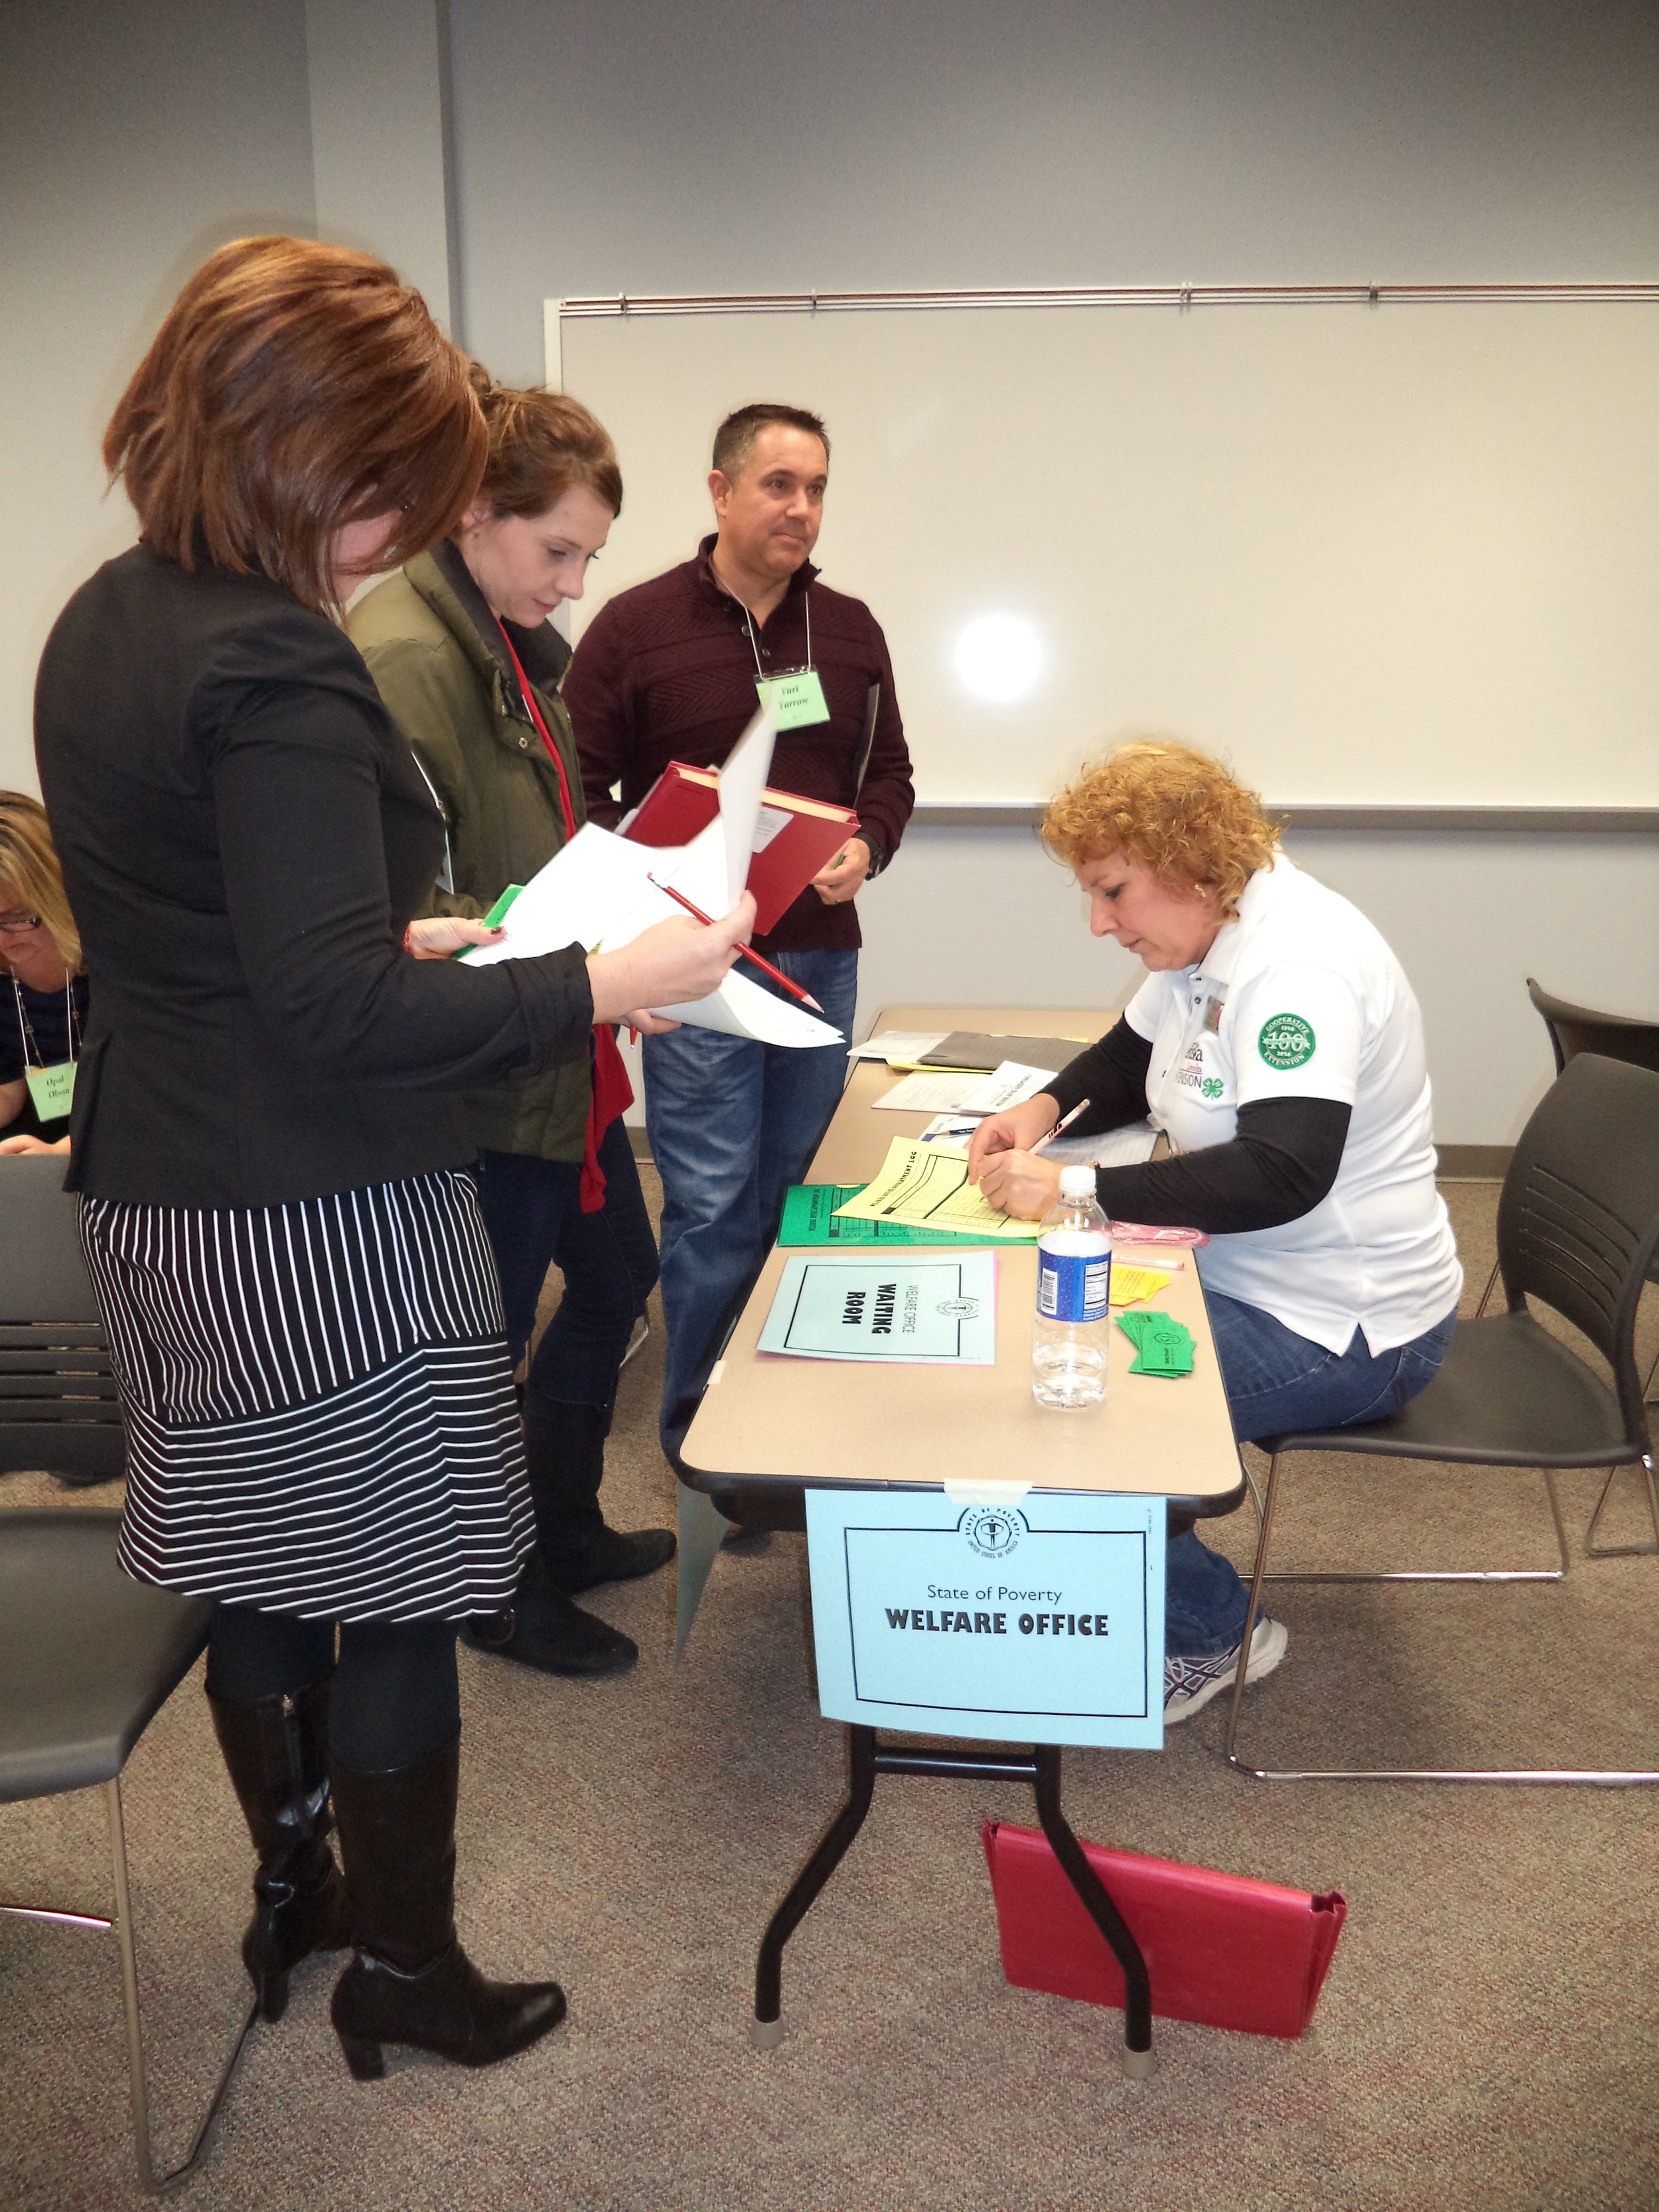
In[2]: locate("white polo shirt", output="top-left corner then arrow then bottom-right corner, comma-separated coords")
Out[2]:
1125,855 -> 1462,1355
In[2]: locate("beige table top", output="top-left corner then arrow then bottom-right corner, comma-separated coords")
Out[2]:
682,1007 -> 1245,1513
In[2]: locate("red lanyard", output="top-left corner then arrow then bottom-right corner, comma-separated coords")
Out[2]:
498,628 -> 577,842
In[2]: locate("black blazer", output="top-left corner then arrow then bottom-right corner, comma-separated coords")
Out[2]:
35,546 -> 593,1207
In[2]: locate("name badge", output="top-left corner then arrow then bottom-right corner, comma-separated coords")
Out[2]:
25,1059 -> 75,1120
755,668 -> 830,730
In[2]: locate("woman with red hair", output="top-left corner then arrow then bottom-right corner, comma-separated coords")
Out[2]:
34,236 -> 750,2081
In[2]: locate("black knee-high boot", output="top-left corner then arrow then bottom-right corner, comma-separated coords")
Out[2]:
328,1734 -> 565,2079
525,1391 -> 676,1594
207,1678 -> 352,2022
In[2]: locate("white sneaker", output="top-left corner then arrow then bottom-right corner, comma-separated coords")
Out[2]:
1163,1615 -> 1288,1726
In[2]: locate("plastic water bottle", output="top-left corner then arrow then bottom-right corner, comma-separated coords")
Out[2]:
1032,1166 -> 1113,1408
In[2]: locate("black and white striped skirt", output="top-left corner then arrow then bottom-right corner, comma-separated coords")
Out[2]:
80,1169 -> 534,1621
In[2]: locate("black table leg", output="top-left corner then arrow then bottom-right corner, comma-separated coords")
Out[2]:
752,1725 -> 877,2049
752,1728 -> 1155,2076
1034,1744 -> 1155,2075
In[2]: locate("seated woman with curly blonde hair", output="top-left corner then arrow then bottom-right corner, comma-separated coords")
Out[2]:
0,790 -> 85,1155
969,739 -> 1461,1724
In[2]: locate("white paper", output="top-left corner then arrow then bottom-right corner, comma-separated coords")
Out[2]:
717,707 -> 778,908
1042,1118 -> 1162,1167
874,1060 -> 1056,1114
459,823 -> 660,964
651,964 -> 841,1047
459,818 -> 841,1049
847,1031 -> 949,1065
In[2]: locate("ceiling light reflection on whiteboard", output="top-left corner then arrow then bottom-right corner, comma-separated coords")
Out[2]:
954,614 -> 1044,703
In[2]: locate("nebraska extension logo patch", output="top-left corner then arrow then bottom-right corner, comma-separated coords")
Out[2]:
1258,1012 -> 1316,1070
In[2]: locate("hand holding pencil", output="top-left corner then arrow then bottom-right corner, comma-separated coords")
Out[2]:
585,890 -> 757,1026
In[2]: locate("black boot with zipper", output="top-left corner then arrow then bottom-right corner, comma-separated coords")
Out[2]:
207,1677 -> 352,2022
328,1733 -> 566,2079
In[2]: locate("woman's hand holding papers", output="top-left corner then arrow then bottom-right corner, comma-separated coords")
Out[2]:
586,890 -> 757,1025
968,1091 -> 1064,1222
404,915 -> 508,960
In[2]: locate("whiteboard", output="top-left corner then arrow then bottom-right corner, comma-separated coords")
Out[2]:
555,299 -> 1659,809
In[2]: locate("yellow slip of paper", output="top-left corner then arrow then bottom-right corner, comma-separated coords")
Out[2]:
831,1140 -> 1040,1240
1110,1264 -> 1173,1307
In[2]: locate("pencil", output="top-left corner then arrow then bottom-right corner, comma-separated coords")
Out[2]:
645,877 -> 826,1013
1031,1097 -> 1091,1155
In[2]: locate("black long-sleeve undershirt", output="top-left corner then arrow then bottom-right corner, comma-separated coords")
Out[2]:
1042,1017 -> 1352,1236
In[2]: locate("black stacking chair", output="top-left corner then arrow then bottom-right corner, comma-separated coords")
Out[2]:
0,1509 -> 252,2191
1222,1053 -> 1659,1785
0,1153 -> 127,1487
1526,978 -> 1659,1081
1526,980 -> 1659,1500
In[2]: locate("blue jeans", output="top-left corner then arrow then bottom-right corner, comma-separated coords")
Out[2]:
644,948 -> 859,1463
1167,1293 -> 1459,1657
472,1118 -> 659,1408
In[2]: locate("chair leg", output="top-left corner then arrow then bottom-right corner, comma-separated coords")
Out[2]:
1473,1260 -> 1502,1320
1222,1453 -> 1284,1769
1644,1344 -> 1659,1405
1220,1468 -> 1659,1786
1256,1462 -> 1569,1587
1585,1453 -> 1659,1561
105,1776 -> 258,2195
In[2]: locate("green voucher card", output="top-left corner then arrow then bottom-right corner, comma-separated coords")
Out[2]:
805,1490 -> 1167,1749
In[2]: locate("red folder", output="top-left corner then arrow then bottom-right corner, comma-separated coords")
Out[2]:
621,761 -> 859,933
981,1818 -> 1346,2040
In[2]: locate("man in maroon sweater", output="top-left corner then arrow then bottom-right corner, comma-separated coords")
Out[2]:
566,403 -> 914,1464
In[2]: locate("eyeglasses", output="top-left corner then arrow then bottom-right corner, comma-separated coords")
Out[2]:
0,913 -> 43,933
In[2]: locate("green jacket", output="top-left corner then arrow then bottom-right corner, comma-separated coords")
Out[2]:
348,543 -> 592,1163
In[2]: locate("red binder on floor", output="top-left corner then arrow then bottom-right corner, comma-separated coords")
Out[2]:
981,1819 -> 1346,2041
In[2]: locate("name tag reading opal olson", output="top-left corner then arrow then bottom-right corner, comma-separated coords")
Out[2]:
805,1490 -> 1167,1749
25,1060 -> 75,1121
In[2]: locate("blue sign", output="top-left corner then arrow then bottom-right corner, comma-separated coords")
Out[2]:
805,1489 -> 1166,1749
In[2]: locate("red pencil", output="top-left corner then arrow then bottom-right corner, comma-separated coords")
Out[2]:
646,876 -> 826,1013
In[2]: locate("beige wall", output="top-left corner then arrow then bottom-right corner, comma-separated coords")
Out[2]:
4,0 -> 1656,1142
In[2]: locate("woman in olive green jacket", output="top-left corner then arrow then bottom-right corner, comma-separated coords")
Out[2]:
349,382 -> 671,1679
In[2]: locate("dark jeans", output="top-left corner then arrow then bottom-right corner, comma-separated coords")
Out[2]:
471,1118 -> 659,1408
1167,1295 -> 1460,1657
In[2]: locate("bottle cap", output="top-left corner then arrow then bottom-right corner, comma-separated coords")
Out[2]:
1058,1165 -> 1098,1199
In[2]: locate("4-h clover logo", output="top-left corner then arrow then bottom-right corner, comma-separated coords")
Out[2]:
1200,1076 -> 1224,1100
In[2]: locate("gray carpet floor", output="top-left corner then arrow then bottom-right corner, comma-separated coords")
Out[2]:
4,1177 -> 1658,2211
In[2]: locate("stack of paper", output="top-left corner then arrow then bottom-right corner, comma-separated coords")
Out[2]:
831,1140 -> 1041,1241
459,710 -> 839,1049
874,1061 -> 1057,1116
847,1031 -> 950,1067
778,1184 -> 978,1247
1117,1311 -> 1196,1376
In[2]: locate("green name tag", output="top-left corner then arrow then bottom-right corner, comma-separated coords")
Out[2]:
755,668 -> 830,729
25,1059 -> 75,1120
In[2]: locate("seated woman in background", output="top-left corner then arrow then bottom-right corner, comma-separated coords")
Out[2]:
968,739 -> 1461,1724
0,791 -> 85,1156
348,378 -> 668,1682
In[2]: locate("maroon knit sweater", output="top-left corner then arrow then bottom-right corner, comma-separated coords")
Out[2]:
565,537 -> 915,955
